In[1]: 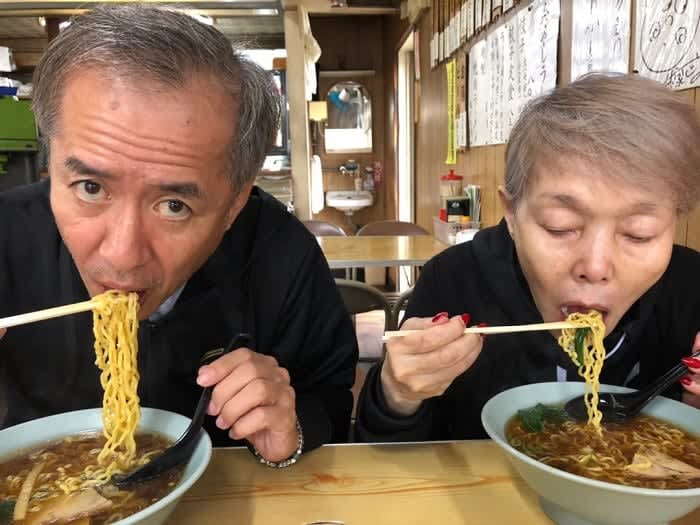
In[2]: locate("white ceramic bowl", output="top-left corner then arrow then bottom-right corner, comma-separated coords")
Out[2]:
0,407 -> 212,525
482,382 -> 700,525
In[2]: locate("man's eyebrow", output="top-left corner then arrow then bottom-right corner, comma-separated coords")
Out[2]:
156,183 -> 205,200
65,156 -> 114,179
65,156 -> 204,200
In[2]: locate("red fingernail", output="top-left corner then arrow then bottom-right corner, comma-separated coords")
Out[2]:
477,322 -> 488,327
682,357 -> 700,369
461,313 -> 471,325
432,312 -> 448,323
680,376 -> 693,386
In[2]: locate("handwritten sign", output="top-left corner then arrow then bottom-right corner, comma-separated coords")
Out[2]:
634,0 -> 700,90
571,0 -> 631,81
468,0 -> 560,147
526,0 -> 560,98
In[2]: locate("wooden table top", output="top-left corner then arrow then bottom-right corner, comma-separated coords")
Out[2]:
172,441 -> 700,524
316,235 -> 450,268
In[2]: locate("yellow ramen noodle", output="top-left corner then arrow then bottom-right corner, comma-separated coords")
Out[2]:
558,311 -> 606,432
56,291 -> 142,493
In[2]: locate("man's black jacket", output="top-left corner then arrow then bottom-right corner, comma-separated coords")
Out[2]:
0,180 -> 358,449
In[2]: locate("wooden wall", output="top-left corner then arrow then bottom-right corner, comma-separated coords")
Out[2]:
411,10 -> 700,251
413,12 -> 505,233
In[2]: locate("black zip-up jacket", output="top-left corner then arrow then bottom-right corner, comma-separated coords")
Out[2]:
355,220 -> 700,442
0,180 -> 358,450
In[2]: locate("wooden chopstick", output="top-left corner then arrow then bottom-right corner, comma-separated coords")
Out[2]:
382,321 -> 579,342
0,299 -> 98,330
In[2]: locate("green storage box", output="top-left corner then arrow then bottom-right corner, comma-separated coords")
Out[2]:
0,97 -> 39,152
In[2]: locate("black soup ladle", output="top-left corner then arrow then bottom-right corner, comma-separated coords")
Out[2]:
112,332 -> 253,488
564,349 -> 700,424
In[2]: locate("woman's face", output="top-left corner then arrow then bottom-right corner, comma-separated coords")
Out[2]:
502,159 -> 678,335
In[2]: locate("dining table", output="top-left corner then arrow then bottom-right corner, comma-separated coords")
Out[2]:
316,235 -> 450,269
172,440 -> 700,524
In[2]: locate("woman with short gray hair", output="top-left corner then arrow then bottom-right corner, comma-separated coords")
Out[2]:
356,73 -> 700,443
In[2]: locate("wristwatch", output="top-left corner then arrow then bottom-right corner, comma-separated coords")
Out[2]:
249,418 -> 304,468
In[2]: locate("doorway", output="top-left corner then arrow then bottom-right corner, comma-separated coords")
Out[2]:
397,31 -> 416,291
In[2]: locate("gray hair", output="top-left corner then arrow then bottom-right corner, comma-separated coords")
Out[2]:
505,73 -> 700,214
32,3 -> 280,193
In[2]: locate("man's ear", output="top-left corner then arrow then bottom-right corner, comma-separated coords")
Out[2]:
225,181 -> 254,230
498,186 -> 516,237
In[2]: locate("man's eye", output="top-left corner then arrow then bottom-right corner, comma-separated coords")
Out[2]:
156,199 -> 192,220
74,180 -> 106,201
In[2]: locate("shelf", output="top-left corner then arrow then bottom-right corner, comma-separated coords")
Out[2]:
318,70 -> 375,78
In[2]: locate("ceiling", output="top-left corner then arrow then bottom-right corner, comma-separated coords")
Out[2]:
0,14 -> 283,41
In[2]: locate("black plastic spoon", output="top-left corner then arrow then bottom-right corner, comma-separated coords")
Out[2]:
564,349 -> 700,423
112,332 -> 253,488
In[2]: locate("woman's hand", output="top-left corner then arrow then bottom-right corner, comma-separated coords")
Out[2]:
681,332 -> 700,409
380,313 -> 483,416
196,347 -> 299,462
0,328 -> 5,339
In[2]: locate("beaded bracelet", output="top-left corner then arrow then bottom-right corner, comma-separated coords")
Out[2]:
249,419 -> 304,468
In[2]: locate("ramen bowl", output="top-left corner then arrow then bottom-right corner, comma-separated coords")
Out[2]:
481,382 -> 700,525
0,407 -> 212,525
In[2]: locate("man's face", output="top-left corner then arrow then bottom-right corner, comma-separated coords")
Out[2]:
49,70 -> 249,319
502,159 -> 677,336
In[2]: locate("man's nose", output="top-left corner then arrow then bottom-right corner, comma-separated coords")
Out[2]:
572,230 -> 615,284
98,205 -> 151,272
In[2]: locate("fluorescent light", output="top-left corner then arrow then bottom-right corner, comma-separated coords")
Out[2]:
189,13 -> 214,25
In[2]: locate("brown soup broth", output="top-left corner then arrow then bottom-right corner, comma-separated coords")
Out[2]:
0,432 -> 183,524
506,413 -> 700,490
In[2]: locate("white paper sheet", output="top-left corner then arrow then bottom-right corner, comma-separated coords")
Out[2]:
634,0 -> 700,90
526,0 -> 560,98
571,0 -> 631,81
468,0 -> 560,147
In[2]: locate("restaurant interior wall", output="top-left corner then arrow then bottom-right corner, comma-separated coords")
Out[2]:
410,3 -> 700,252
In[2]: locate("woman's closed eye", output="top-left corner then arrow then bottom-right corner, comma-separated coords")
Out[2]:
623,233 -> 654,243
155,199 -> 192,220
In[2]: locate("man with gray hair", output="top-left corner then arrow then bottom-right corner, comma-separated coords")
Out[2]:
0,4 -> 358,466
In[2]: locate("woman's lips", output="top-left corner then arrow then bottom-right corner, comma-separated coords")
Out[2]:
560,304 -> 609,321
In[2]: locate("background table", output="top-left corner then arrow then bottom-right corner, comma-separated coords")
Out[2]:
172,441 -> 700,524
317,235 -> 449,269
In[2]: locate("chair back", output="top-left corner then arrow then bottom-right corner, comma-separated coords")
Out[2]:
335,279 -> 391,329
356,220 -> 429,236
390,286 -> 413,330
303,220 -> 346,237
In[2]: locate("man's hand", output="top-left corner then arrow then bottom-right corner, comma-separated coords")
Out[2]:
380,313 -> 483,416
681,332 -> 700,409
196,347 -> 299,462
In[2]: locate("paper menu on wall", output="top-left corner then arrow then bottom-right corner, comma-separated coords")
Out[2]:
526,0 -> 560,98
468,0 -> 559,147
468,39 -> 488,147
571,0 -> 631,81
634,0 -> 700,90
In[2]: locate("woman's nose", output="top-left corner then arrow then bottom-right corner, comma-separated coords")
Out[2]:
572,233 -> 614,283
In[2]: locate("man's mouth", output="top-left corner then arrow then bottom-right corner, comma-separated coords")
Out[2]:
97,283 -> 148,305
